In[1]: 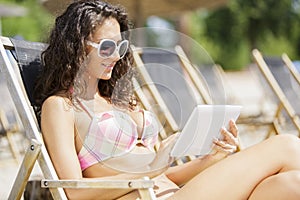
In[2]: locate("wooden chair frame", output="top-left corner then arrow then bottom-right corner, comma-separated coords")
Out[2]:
282,53 -> 300,86
0,108 -> 23,163
176,46 -> 277,135
132,45 -> 194,165
252,49 -> 300,136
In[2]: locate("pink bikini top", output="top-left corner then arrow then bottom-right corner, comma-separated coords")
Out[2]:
76,100 -> 160,171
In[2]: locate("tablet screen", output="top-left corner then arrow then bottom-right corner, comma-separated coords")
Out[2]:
170,105 -> 242,157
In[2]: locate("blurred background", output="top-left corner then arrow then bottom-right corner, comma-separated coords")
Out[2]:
0,0 -> 299,70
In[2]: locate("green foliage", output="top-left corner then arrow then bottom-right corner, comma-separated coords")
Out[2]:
196,0 -> 300,70
259,34 -> 297,57
0,0 -> 54,42
189,11 -> 248,70
205,7 -> 243,48
1,0 -> 300,70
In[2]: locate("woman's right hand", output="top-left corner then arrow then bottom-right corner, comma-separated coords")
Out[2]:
149,133 -> 179,171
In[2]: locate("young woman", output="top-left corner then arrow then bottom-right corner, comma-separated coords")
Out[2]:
35,0 -> 300,199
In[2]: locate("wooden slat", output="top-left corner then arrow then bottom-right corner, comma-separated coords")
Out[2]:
252,49 -> 300,135
132,45 -> 200,165
282,53 -> 300,86
42,177 -> 154,189
8,139 -> 41,200
175,45 -> 213,104
0,36 -> 14,49
132,45 -> 179,133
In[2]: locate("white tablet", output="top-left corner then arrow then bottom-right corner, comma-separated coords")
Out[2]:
170,105 -> 242,157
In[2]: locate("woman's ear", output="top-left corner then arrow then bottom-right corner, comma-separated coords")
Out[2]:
85,44 -> 93,55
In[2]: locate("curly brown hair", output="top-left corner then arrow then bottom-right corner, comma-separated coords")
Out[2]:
34,0 -> 135,112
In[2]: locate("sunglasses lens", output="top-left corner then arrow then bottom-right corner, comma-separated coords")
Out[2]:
99,40 -> 116,57
118,40 -> 129,58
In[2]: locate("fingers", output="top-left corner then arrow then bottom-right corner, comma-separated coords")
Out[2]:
229,119 -> 239,137
212,144 -> 236,155
158,133 -> 179,155
220,127 -> 239,147
161,133 -> 179,147
213,138 -> 237,151
152,134 -> 179,168
216,120 -> 240,155
213,138 -> 237,154
209,120 -> 239,158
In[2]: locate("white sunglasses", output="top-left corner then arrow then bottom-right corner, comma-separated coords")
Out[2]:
87,39 -> 129,59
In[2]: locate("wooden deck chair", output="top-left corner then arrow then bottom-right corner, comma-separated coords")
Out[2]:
175,46 -> 276,129
173,46 -> 251,148
132,46 -> 201,129
0,36 -> 156,200
0,107 -> 23,163
0,68 -> 25,163
252,49 -> 300,137
131,48 -> 180,141
132,46 -> 248,161
131,46 -> 199,164
282,53 -> 300,86
174,45 -> 223,105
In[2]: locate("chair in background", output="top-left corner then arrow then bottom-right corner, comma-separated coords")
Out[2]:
181,46 -> 276,146
0,64 -> 25,163
132,44 -> 270,152
132,46 -> 202,128
174,45 -> 224,105
175,46 -> 277,130
0,36 -> 156,200
282,53 -> 300,86
0,107 -> 23,163
132,45 -> 246,152
133,45 -> 260,128
131,46 -> 199,164
252,49 -> 300,137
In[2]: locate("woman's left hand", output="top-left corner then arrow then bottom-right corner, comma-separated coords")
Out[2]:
210,119 -> 239,158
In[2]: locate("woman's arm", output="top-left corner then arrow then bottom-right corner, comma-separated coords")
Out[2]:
165,154 -> 223,186
41,96 -> 162,199
41,96 -> 82,180
165,120 -> 239,186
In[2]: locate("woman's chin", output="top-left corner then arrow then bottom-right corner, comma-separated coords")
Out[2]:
99,72 -> 113,80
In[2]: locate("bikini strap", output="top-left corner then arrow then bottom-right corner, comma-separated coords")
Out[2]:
76,98 -> 94,119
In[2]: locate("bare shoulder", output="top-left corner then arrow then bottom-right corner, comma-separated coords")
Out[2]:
42,95 -> 74,118
41,95 -> 75,139
43,95 -> 72,110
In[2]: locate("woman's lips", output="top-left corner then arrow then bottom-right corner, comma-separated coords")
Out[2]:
102,63 -> 115,69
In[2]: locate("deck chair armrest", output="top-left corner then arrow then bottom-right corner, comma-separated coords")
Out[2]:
41,177 -> 154,189
41,177 -> 157,200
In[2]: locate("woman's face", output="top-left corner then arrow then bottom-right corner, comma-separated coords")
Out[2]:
85,17 -> 123,80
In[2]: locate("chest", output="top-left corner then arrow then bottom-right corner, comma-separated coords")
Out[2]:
74,100 -> 144,140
